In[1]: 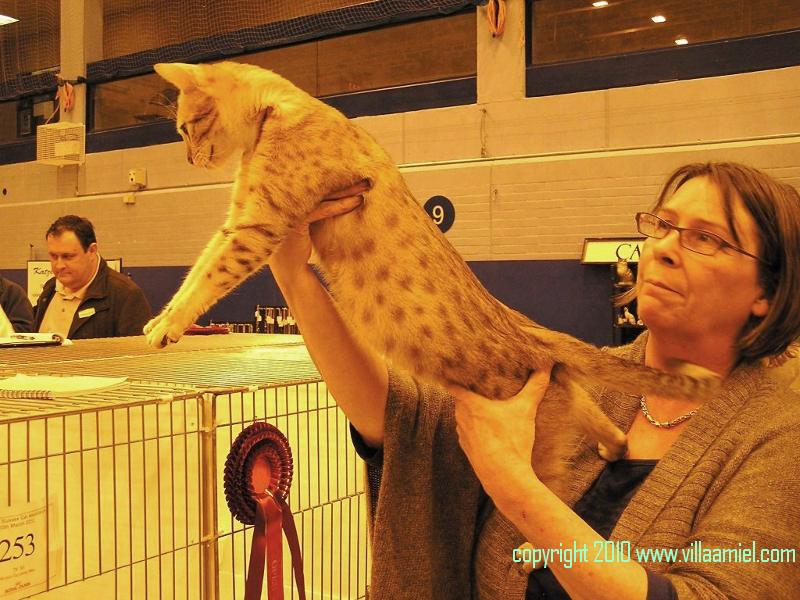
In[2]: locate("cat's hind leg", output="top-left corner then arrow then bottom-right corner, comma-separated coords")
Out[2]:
552,365 -> 628,462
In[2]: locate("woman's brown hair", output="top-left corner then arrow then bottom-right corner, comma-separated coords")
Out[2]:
623,162 -> 800,363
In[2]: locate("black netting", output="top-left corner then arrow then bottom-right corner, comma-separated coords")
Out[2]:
89,0 -> 484,84
0,0 -> 60,101
0,0 -> 483,102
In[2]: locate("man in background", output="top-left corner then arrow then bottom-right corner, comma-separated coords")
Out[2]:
33,215 -> 152,339
0,275 -> 34,334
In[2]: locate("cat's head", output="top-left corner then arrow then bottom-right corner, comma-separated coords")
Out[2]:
155,61 -> 299,169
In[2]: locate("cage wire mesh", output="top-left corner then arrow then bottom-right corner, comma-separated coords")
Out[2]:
214,383 -> 369,600
0,381 -> 205,599
0,335 -> 369,599
0,0 -> 60,101
91,0 -> 483,82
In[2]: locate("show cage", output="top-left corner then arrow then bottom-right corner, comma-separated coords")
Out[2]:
0,335 -> 369,600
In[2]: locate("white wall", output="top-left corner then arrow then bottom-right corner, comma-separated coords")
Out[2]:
1,8 -> 798,269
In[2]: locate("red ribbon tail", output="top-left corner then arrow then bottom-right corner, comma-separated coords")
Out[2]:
246,494 -> 285,600
265,495 -> 285,600
281,500 -> 307,600
245,496 -> 269,600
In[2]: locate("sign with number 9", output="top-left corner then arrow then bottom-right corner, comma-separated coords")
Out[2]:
423,195 -> 455,233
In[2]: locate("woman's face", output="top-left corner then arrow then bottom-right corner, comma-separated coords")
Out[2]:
636,176 -> 769,347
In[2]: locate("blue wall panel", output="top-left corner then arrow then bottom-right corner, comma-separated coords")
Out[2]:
3,260 -> 615,347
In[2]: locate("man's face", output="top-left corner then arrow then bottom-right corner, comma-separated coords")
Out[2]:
46,231 -> 98,292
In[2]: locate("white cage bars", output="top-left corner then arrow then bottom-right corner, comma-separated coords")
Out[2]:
213,383 -> 369,600
0,382 -> 205,599
0,335 -> 370,600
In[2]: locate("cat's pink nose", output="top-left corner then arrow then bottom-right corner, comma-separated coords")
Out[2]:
186,148 -> 194,165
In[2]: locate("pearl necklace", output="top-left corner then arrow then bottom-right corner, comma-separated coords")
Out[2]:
639,396 -> 697,429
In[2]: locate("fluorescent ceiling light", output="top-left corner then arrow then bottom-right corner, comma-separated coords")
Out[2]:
651,15 -> 666,23
674,37 -> 688,45
592,1 -> 609,7
0,14 -> 19,25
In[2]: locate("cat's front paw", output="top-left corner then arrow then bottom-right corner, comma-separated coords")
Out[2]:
143,304 -> 174,335
144,312 -> 190,349
143,315 -> 159,336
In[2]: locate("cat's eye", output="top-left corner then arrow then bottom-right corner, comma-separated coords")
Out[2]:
179,123 -> 189,136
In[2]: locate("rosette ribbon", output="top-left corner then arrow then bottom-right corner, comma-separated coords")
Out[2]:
224,422 -> 306,600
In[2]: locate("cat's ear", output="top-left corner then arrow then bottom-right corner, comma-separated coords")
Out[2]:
154,63 -> 201,92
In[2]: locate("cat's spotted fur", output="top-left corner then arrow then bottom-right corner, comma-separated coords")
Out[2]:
146,62 -> 717,497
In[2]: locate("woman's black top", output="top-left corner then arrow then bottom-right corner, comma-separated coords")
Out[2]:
526,459 -> 677,600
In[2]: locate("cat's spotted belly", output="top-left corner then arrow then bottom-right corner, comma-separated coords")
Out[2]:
328,273 -> 537,400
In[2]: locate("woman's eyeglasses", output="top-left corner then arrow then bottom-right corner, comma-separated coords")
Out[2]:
635,212 -> 767,263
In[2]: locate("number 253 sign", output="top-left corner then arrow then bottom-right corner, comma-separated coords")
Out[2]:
0,502 -> 47,599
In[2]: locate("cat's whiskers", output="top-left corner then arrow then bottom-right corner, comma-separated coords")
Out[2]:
149,93 -> 177,120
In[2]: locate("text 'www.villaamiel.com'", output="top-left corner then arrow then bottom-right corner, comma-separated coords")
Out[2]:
512,540 -> 797,569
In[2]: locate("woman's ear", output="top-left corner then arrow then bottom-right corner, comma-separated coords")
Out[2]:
751,295 -> 770,318
154,63 -> 201,92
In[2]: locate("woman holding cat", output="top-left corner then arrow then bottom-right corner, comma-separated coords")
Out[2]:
269,162 -> 800,600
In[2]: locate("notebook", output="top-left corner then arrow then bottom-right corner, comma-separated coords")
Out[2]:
0,333 -> 64,347
0,374 -> 129,399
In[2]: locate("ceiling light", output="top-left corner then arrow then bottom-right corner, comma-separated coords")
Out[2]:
592,1 -> 609,7
674,37 -> 688,45
0,14 -> 19,26
651,15 -> 666,23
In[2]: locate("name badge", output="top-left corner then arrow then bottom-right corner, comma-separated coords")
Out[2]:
78,307 -> 96,319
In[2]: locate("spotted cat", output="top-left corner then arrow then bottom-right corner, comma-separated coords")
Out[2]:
145,62 -> 717,496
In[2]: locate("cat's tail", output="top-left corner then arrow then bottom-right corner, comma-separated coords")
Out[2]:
521,325 -> 721,401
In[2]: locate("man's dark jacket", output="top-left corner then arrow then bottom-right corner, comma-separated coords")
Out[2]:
0,276 -> 35,333
33,258 -> 152,339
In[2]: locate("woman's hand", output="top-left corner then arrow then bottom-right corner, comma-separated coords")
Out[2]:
269,180 -> 370,283
447,365 -> 552,506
